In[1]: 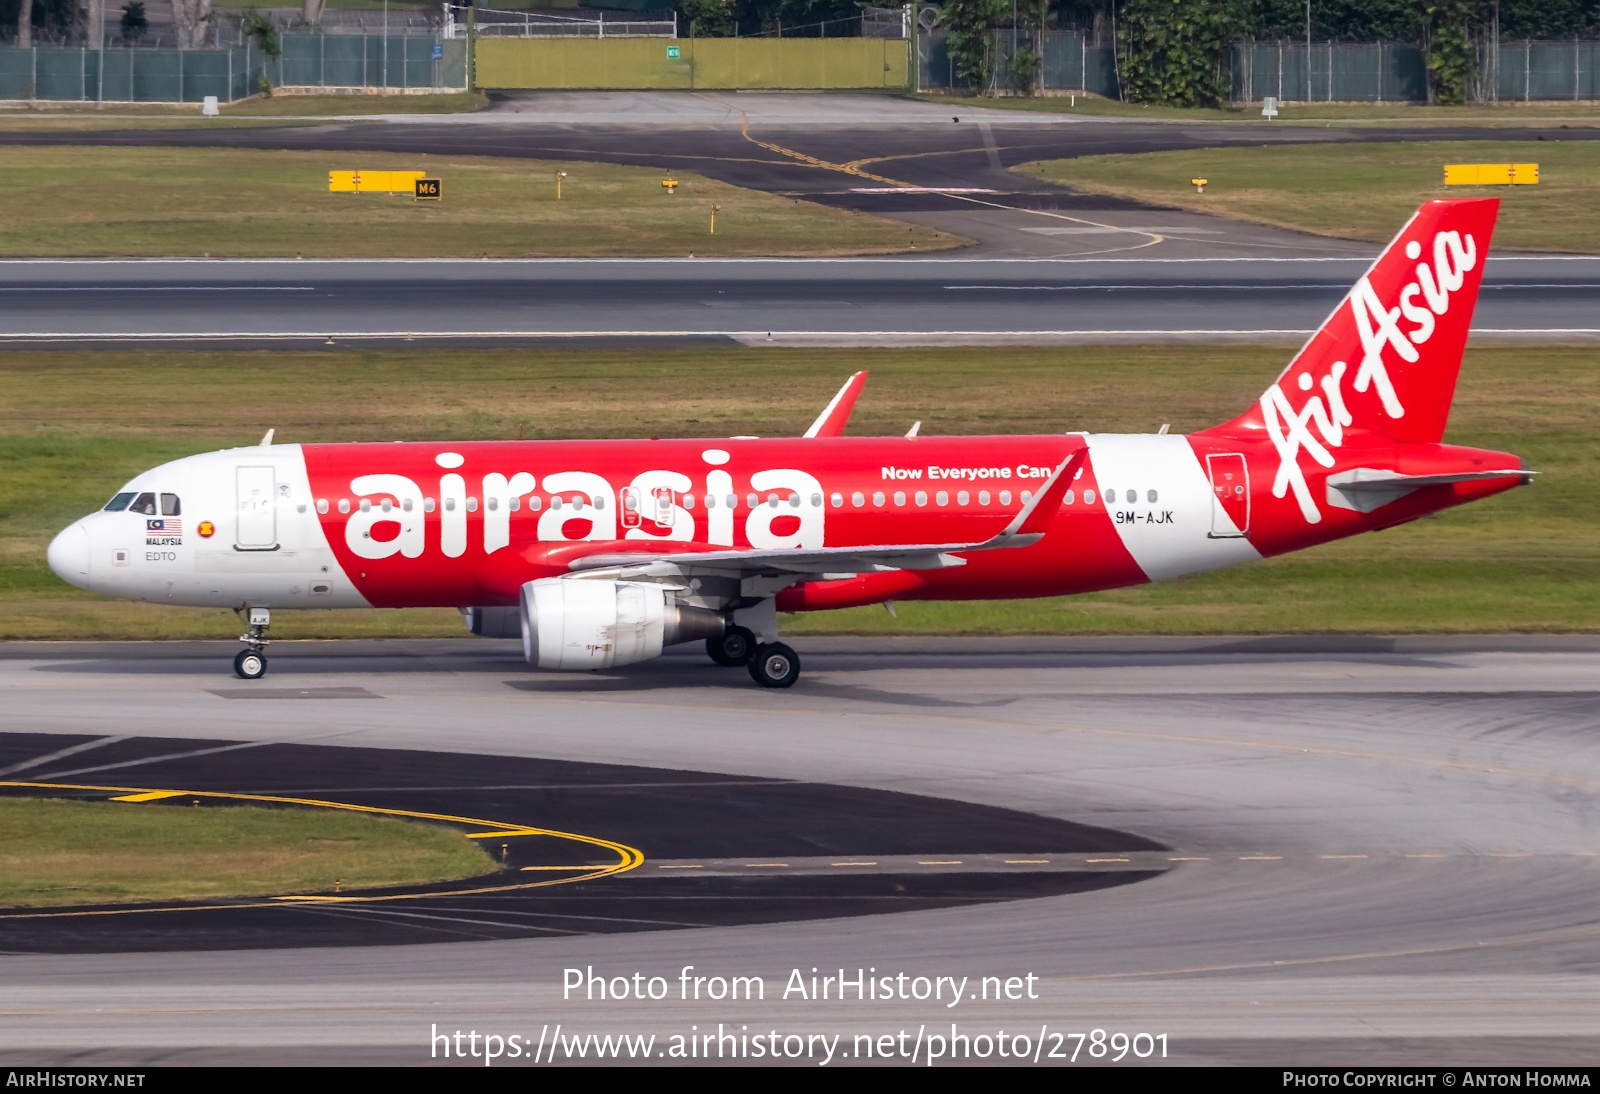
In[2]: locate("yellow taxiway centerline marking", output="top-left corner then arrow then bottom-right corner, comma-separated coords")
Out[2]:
0,779 -> 644,910
734,112 -> 1166,260
519,865 -> 606,872
108,790 -> 187,802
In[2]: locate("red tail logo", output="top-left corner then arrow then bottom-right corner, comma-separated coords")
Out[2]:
1206,198 -> 1498,524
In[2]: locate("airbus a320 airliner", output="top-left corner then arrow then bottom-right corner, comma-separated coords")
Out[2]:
49,199 -> 1528,688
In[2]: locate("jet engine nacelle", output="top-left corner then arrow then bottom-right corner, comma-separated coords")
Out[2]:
463,605 -> 522,638
519,577 -> 724,670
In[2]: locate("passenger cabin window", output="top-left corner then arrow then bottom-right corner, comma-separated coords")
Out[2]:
128,492 -> 157,515
160,493 -> 181,516
103,492 -> 135,512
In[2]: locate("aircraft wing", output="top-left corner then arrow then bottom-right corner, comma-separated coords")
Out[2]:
567,447 -> 1087,581
802,371 -> 869,438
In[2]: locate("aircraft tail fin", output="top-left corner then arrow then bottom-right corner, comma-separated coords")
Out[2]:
1204,198 -> 1498,446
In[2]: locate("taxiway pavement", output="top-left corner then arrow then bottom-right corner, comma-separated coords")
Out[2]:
2,636 -> 1598,1065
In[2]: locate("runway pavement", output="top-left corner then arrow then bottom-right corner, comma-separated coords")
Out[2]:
2,254 -> 1595,346
2,635 -> 1599,1066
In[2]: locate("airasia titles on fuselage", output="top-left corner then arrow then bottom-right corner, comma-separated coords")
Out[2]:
302,435 -> 1179,609
57,419 -> 1522,618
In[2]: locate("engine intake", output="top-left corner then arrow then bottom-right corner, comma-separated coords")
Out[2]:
520,578 -> 724,670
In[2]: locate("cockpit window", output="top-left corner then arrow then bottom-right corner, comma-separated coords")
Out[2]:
128,492 -> 157,515
103,492 -> 135,512
160,493 -> 181,516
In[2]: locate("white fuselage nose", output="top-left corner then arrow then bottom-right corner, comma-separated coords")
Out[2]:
46,520 -> 93,590
46,445 -> 368,611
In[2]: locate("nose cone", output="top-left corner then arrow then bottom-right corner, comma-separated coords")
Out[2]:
47,521 -> 92,589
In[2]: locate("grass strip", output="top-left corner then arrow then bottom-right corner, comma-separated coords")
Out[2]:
1015,139 -> 1600,252
0,343 -> 1593,637
0,797 -> 498,907
0,146 -> 951,257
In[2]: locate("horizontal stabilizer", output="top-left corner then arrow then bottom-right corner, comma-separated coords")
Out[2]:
1326,467 -> 1530,513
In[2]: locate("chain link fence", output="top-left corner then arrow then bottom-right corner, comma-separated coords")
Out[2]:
0,32 -> 466,103
919,30 -> 1597,103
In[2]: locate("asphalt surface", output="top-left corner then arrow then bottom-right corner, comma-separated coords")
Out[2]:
5,92 -> 1598,343
0,730 -> 1155,953
3,635 -> 1599,1066
6,91 -> 1596,264
3,254 -> 1596,346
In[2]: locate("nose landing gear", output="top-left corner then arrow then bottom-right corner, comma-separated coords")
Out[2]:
234,606 -> 270,680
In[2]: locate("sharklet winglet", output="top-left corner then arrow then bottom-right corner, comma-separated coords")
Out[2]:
803,371 -> 868,438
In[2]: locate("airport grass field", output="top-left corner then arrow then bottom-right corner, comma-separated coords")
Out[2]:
1,343 -> 1594,639
1017,139 -> 1600,253
0,147 -> 954,257
0,797 -> 497,907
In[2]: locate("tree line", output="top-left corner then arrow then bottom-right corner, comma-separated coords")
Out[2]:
939,0 -> 1598,105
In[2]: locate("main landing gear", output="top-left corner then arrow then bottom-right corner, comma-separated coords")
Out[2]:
234,606 -> 270,680
706,626 -> 756,667
747,642 -> 801,689
706,625 -> 801,688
